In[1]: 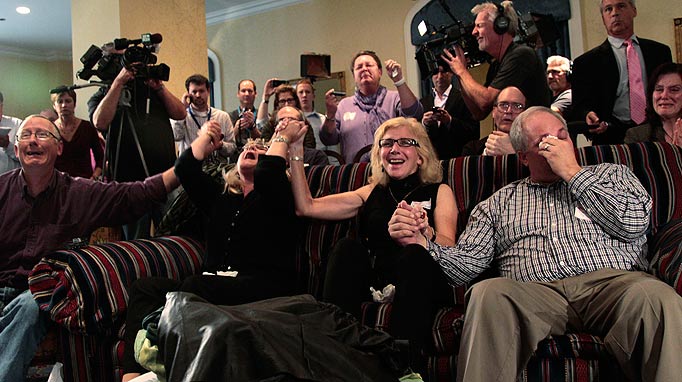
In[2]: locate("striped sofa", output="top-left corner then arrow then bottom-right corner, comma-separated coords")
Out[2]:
27,237 -> 204,382
26,141 -> 682,382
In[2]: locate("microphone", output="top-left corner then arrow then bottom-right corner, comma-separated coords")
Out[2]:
49,85 -> 75,94
114,33 -> 163,50
49,82 -> 107,94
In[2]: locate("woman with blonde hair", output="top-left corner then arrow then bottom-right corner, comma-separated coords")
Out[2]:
289,116 -> 458,378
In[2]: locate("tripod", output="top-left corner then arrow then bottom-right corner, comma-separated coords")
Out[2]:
103,86 -> 150,181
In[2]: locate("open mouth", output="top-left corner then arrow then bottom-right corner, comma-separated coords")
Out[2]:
244,151 -> 257,160
25,149 -> 44,157
387,158 -> 405,165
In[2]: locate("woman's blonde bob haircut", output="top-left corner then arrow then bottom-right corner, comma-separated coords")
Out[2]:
369,117 -> 442,186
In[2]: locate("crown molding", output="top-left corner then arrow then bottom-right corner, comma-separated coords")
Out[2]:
206,0 -> 309,25
0,44 -> 72,62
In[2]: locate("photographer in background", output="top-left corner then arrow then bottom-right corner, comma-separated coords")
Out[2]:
172,74 -> 236,162
421,65 -> 480,159
442,1 -> 550,121
89,56 -> 185,240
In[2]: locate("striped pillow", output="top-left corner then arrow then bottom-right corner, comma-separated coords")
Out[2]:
28,236 -> 204,334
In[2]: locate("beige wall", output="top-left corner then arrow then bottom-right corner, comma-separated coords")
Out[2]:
70,0 -> 206,119
208,0 -> 418,112
0,56 -> 72,119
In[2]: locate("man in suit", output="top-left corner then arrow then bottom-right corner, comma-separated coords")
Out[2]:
572,0 -> 672,145
421,65 -> 480,159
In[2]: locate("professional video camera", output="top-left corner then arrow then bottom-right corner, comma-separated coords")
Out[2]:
76,33 -> 170,83
415,21 -> 488,79
414,9 -> 539,80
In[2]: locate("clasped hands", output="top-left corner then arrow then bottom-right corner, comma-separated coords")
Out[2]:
388,200 -> 432,248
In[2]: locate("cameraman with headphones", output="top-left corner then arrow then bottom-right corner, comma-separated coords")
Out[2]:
441,1 -> 550,121
89,49 -> 186,239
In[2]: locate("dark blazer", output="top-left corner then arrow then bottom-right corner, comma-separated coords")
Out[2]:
624,123 -> 666,144
572,37 -> 672,144
421,86 -> 480,160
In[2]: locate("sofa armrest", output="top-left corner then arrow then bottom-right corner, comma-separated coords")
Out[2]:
649,219 -> 682,295
28,236 -> 204,335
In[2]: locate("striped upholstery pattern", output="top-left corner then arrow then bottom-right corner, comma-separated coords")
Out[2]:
299,162 -> 371,296
650,219 -> 682,293
29,236 -> 204,334
27,236 -> 204,382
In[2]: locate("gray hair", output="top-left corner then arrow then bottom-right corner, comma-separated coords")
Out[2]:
599,0 -> 635,12
471,1 -> 519,36
546,55 -> 571,73
509,106 -> 566,151
17,114 -> 62,141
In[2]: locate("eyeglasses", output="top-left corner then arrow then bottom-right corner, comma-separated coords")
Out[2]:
277,98 -> 297,106
17,130 -> 60,141
494,102 -> 525,113
379,138 -> 420,148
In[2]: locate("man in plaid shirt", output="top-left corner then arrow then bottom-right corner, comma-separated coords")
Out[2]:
389,106 -> 682,381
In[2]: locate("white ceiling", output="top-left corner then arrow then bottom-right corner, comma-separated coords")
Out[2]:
0,0 -> 302,60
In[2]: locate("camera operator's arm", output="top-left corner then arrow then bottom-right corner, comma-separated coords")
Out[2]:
442,46 -> 499,121
147,79 -> 187,120
92,67 -> 134,131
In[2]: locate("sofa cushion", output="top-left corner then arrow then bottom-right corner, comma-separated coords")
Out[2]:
649,218 -> 682,293
28,236 -> 204,334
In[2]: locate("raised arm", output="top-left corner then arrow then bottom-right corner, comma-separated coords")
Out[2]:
442,46 -> 500,121
92,67 -> 134,131
147,79 -> 186,120
288,131 -> 370,220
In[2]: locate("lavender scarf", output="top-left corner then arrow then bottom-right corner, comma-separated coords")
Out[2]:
354,85 -> 392,135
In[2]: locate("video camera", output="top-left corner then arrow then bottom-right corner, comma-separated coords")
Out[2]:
415,22 -> 488,79
414,11 -> 539,80
77,33 -> 170,83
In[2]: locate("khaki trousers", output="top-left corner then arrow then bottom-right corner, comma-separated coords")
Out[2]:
456,268 -> 682,382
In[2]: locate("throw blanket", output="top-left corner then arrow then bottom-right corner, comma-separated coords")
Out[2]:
159,292 -> 403,382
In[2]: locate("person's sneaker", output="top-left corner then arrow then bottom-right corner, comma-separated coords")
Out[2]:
399,371 -> 424,382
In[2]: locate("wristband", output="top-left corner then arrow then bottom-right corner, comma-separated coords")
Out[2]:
393,78 -> 406,87
272,135 -> 290,145
262,99 -> 269,104
289,156 -> 303,161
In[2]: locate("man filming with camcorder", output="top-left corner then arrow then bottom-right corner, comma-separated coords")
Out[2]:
441,1 -> 550,121
88,33 -> 186,240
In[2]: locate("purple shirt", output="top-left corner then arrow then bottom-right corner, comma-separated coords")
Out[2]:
0,169 -> 167,289
319,90 -> 423,163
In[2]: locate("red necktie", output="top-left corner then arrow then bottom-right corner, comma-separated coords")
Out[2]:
625,39 -> 646,125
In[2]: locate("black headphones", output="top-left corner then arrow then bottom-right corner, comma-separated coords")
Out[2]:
493,2 -> 510,35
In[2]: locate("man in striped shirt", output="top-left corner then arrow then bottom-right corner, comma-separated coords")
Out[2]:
389,106 -> 682,381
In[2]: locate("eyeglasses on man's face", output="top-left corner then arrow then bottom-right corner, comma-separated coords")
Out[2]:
494,102 -> 525,113
17,129 -> 60,141
277,97 -> 297,106
378,138 -> 420,148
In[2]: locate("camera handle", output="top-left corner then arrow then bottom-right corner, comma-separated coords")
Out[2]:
106,87 -> 151,181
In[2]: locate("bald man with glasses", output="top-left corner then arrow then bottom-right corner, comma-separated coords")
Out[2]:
462,86 -> 527,156
0,115 -> 180,381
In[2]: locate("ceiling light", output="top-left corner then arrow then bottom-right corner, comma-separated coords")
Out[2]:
16,6 -> 31,15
